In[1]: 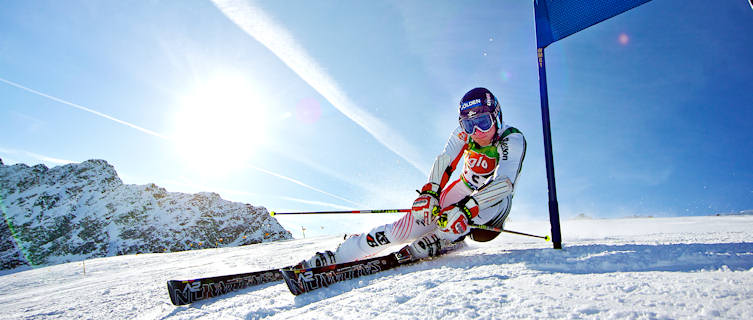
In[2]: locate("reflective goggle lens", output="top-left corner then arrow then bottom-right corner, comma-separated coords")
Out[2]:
460,113 -> 494,134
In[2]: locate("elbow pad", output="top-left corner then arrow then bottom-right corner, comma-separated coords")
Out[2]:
428,154 -> 452,186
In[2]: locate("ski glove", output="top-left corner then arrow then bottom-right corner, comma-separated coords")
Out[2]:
411,182 -> 441,225
436,196 -> 479,241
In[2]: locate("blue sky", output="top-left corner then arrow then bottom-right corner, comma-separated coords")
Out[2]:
1,1 -> 752,237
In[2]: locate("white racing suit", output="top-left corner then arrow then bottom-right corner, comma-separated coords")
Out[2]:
317,124 -> 526,264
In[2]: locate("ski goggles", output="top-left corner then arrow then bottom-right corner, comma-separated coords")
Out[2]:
460,113 -> 495,134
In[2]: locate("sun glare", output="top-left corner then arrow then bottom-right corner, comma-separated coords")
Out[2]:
172,73 -> 268,176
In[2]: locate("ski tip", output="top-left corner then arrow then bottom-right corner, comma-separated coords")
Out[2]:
269,211 -> 276,216
545,235 -> 551,242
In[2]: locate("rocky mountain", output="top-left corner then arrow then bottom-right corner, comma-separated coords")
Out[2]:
0,158 -> 292,270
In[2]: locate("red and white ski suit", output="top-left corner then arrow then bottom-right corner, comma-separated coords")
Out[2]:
333,124 -> 526,262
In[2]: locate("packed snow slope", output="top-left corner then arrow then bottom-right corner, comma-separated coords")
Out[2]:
1,215 -> 752,319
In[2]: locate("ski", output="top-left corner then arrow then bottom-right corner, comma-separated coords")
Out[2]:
280,242 -> 463,295
167,267 -> 284,305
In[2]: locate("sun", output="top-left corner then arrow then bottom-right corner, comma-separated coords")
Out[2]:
171,73 -> 268,176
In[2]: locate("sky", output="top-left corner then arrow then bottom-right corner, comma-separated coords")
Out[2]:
1,0 -> 752,237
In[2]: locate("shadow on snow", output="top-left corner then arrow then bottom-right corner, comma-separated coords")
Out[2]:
476,242 -> 753,274
242,241 -> 753,316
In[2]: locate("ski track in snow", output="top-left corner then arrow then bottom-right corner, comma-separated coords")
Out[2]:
1,216 -> 752,319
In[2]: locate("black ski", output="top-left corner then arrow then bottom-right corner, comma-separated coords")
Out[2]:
280,243 -> 463,295
167,267 -> 284,305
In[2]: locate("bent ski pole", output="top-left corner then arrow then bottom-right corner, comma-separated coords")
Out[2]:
470,224 -> 551,241
270,209 -> 410,216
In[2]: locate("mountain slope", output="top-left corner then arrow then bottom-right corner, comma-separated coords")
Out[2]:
0,159 -> 291,270
0,215 -> 751,319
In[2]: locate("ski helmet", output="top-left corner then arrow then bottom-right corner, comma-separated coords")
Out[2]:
458,87 -> 502,130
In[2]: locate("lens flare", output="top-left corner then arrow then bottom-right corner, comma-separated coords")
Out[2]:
619,33 -> 630,45
295,97 -> 321,124
1,195 -> 34,268
501,71 -> 512,82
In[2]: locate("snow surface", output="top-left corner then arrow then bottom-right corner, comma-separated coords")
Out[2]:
1,215 -> 752,319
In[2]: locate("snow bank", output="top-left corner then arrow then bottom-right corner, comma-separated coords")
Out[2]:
0,215 -> 751,319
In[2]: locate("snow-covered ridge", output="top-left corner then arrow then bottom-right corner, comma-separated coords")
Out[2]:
0,158 -> 292,270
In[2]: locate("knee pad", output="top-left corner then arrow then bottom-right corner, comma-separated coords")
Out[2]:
469,229 -> 500,242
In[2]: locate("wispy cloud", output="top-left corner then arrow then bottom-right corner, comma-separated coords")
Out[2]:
211,0 -> 427,173
150,176 -> 353,211
276,196 -> 355,211
0,77 -> 172,141
9,111 -> 46,133
248,164 -> 365,208
0,76 -> 358,207
0,147 -> 74,166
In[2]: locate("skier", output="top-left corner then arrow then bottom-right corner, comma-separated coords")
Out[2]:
300,87 -> 526,268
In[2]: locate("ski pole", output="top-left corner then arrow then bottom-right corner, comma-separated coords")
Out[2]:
269,209 -> 550,241
270,209 -> 410,216
470,224 -> 551,241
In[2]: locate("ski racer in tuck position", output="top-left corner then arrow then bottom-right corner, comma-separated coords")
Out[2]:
300,87 -> 527,268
